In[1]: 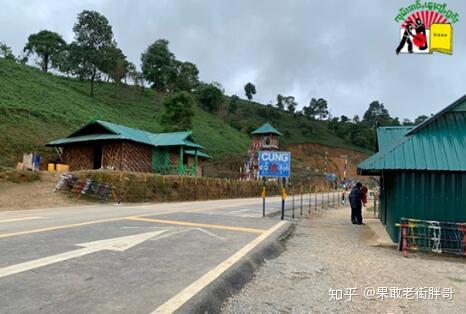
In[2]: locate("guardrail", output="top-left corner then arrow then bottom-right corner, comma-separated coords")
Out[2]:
399,218 -> 466,257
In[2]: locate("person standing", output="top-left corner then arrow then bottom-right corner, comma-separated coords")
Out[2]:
361,185 -> 368,207
349,182 -> 364,225
396,22 -> 415,54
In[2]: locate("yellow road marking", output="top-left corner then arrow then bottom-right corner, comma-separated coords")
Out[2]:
0,203 -> 267,239
0,216 -> 44,224
0,210 -> 177,239
152,220 -> 287,314
126,216 -> 266,234
0,217 -> 126,239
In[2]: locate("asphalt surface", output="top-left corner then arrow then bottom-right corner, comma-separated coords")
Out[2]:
0,193 -> 337,313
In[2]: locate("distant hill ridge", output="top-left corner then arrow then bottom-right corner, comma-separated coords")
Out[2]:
0,58 -> 370,173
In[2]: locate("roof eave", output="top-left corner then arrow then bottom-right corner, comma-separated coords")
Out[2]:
407,94 -> 466,135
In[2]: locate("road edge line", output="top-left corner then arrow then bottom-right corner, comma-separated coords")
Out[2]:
152,220 -> 290,314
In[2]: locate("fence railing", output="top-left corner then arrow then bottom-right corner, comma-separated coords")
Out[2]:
399,218 -> 466,257
280,190 -> 343,219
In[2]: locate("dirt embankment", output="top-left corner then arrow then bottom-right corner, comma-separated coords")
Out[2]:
0,171 -> 92,211
206,143 -> 371,181
286,143 -> 370,179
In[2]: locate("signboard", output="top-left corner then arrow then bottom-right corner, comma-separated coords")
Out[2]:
325,173 -> 336,182
258,151 -> 291,178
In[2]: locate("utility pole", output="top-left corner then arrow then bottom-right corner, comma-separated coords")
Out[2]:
324,151 -> 328,173
340,154 -> 348,180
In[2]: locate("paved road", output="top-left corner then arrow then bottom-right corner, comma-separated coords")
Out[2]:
0,193 -> 338,313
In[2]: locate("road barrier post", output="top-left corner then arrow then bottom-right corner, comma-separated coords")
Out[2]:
118,172 -> 123,204
300,190 -> 303,216
292,189 -> 295,219
315,191 -> 318,211
308,191 -> 311,214
143,175 -> 147,203
281,186 -> 286,220
262,178 -> 266,217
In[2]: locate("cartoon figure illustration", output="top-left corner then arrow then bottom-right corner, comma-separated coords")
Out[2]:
396,22 -> 415,54
414,18 -> 427,50
395,7 -> 456,55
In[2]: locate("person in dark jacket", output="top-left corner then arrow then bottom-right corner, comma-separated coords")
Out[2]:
349,182 -> 364,225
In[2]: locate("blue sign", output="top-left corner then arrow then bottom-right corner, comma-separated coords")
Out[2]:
258,151 -> 291,178
325,173 -> 336,182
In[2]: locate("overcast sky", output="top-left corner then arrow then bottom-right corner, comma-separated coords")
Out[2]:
1,0 -> 465,120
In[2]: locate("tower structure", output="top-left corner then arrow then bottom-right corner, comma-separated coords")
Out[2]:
242,122 -> 282,180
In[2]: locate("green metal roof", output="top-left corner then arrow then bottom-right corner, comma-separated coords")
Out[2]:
47,134 -> 125,146
185,150 -> 210,159
46,120 -> 204,149
358,96 -> 466,173
407,94 -> 466,135
376,126 -> 414,152
251,123 -> 282,136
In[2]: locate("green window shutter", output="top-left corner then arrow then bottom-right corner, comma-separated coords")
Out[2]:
152,148 -> 169,174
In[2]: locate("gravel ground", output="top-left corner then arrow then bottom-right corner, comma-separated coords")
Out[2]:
221,207 -> 466,314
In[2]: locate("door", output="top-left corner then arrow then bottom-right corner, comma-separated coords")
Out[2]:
93,144 -> 102,169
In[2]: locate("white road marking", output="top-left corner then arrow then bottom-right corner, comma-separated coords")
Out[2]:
152,220 -> 287,314
147,228 -> 226,242
0,230 -> 166,279
191,228 -> 226,241
0,216 -> 44,224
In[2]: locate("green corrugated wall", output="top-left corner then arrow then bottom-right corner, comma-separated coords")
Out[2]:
381,171 -> 466,242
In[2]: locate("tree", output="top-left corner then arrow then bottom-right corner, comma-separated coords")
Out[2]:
196,83 -> 223,113
100,46 -> 128,83
244,82 -> 256,101
141,39 -> 176,95
275,94 -> 285,110
71,10 -> 116,96
414,114 -> 429,124
349,123 -> 376,150
304,98 -> 329,120
328,117 -> 340,130
402,118 -> 415,126
362,101 -> 392,127
229,95 -> 239,113
174,61 -> 199,92
16,53 -> 28,65
161,91 -> 194,132
127,62 -> 144,94
0,42 -> 15,61
283,96 -> 297,113
23,30 -> 67,73
340,115 -> 350,122
353,115 -> 360,123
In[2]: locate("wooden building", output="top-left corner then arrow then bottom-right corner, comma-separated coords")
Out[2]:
46,120 -> 209,176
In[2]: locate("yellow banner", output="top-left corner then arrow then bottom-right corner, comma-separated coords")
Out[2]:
430,23 -> 453,55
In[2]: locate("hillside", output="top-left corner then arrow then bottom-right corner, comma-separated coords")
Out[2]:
0,58 -> 371,176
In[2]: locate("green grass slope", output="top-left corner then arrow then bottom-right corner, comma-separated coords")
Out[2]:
0,59 -> 251,166
0,58 -> 370,169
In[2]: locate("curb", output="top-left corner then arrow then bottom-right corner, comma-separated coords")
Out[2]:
176,221 -> 293,313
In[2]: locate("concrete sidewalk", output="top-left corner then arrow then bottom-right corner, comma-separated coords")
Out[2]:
222,207 -> 466,314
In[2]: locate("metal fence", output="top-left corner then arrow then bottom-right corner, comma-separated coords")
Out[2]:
400,218 -> 466,257
278,190 -> 343,219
